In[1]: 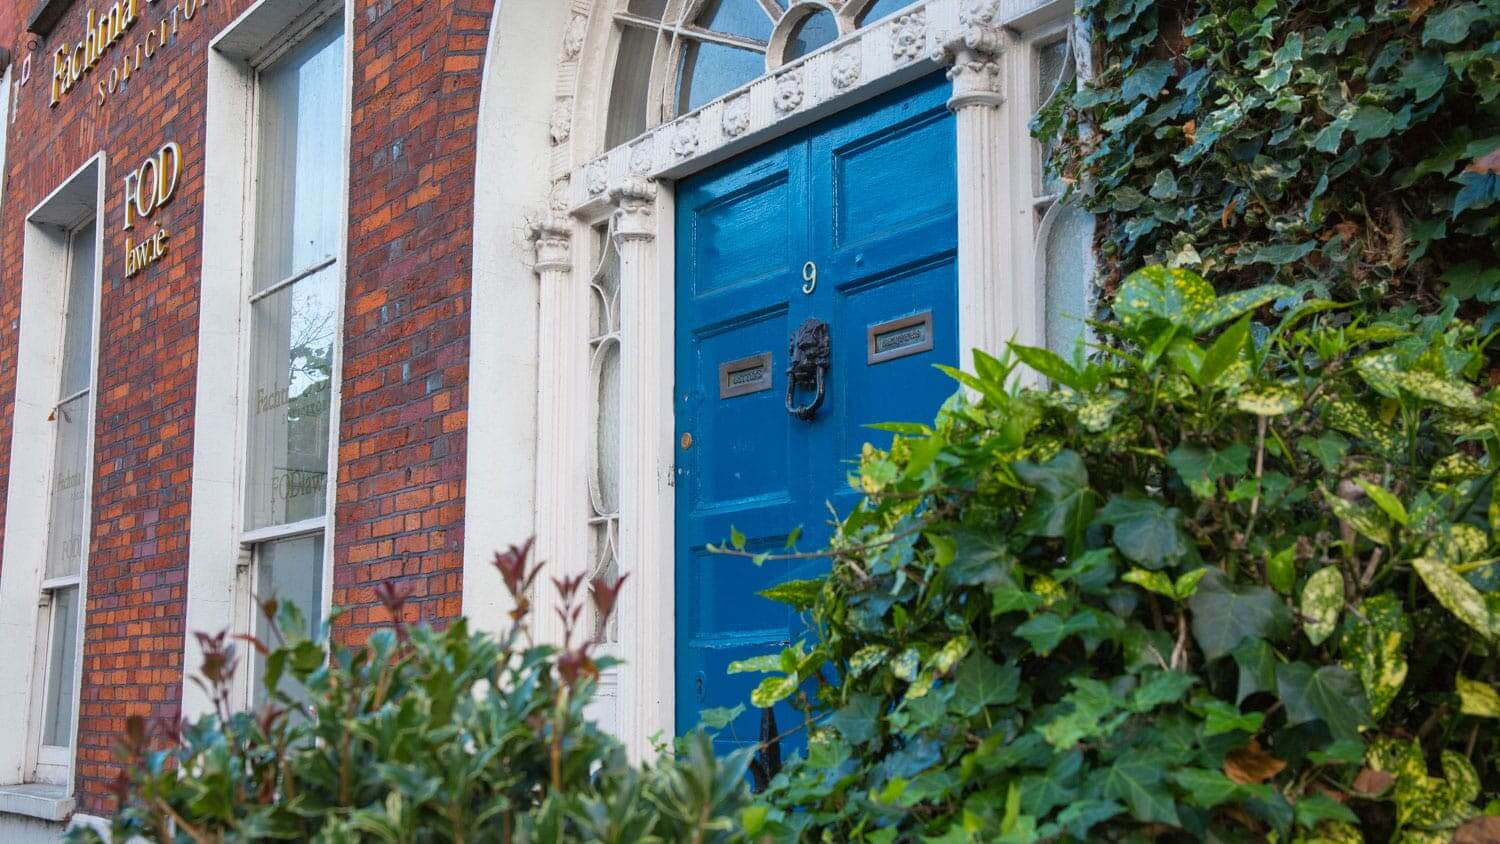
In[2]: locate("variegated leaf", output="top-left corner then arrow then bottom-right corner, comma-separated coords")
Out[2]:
848,645 -> 887,677
1323,400 -> 1399,451
1115,265 -> 1216,331
1434,523 -> 1488,564
750,674 -> 799,708
1236,384 -> 1302,416
1078,391 -> 1127,432
1413,558 -> 1494,640
1194,284 -> 1295,332
1341,594 -> 1410,719
891,647 -> 921,682
1431,452 -> 1485,481
1301,566 -> 1344,646
1323,489 -> 1392,545
1456,675 -> 1500,719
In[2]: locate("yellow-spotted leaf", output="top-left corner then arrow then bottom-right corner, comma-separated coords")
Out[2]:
750,674 -> 799,708
1414,558 -> 1494,640
1123,568 -> 1176,599
1341,594 -> 1410,719
1115,265 -> 1217,331
1456,675 -> 1500,719
1431,452 -> 1485,482
891,647 -> 921,682
1435,523 -> 1488,564
1301,567 -> 1344,646
1323,489 -> 1392,545
931,636 -> 971,674
1078,391 -> 1127,432
1235,384 -> 1302,416
848,645 -> 887,677
1323,400 -> 1399,452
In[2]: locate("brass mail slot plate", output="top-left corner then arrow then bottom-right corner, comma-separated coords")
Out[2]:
719,352 -> 773,399
868,311 -> 934,364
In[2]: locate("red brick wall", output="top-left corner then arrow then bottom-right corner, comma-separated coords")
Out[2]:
0,0 -> 492,813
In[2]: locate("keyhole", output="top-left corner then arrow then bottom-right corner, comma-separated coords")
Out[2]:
695,671 -> 707,701
801,261 -> 817,295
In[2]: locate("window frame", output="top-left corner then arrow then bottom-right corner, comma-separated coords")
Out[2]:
231,0 -> 350,707
24,202 -> 103,789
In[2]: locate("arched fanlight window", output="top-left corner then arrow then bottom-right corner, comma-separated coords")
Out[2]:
602,0 -> 921,150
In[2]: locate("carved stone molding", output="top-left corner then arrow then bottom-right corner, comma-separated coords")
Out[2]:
891,10 -> 928,62
935,0 -> 1007,109
609,181 -> 657,243
774,69 -> 804,114
722,94 -> 751,137
527,213 -> 573,276
831,46 -> 862,90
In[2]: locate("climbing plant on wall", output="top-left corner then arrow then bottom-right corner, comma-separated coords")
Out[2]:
1047,0 -> 1500,321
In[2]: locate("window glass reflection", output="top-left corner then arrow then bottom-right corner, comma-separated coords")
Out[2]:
786,9 -> 839,62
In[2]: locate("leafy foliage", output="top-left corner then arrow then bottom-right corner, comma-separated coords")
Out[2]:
745,268 -> 1500,841
1047,0 -> 1500,326
71,542 -> 753,843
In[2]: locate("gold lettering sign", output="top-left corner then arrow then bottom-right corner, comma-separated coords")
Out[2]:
123,142 -> 182,278
50,0 -> 213,109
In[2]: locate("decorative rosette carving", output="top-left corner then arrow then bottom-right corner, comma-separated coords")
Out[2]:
891,10 -> 927,62
832,47 -> 862,90
774,70 -> 805,114
672,117 -> 700,158
722,95 -> 751,137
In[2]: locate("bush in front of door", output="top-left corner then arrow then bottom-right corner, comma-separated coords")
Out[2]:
736,265 -> 1500,841
67,540 -> 754,844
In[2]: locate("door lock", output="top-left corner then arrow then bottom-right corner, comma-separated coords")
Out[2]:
786,317 -> 831,421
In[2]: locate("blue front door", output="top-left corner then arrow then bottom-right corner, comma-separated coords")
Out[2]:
674,75 -> 958,746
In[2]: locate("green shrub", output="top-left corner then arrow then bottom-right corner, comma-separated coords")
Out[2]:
72,540 -> 754,843
741,266 -> 1500,841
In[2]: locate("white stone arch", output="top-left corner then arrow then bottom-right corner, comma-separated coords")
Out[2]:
468,0 -> 1084,757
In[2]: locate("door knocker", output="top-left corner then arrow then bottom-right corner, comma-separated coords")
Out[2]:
786,318 -> 831,421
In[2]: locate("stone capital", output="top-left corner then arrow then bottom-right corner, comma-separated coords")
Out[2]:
934,0 -> 1008,110
526,213 -> 572,276
609,179 -> 657,244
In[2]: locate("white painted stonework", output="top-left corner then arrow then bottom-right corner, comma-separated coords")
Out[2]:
468,0 -> 1088,759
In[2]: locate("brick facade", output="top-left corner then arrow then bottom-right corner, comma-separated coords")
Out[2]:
0,0 -> 492,814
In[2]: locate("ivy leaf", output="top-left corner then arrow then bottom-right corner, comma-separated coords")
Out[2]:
1127,670 -> 1197,712
1014,450 -> 1097,551
1241,241 -> 1318,266
1349,106 -> 1397,143
1441,262 -> 1500,301
1340,594 -> 1410,719
1400,51 -> 1449,102
952,653 -> 1020,715
1099,758 -> 1180,826
1096,495 -> 1189,569
1293,793 -> 1359,828
758,578 -> 824,611
1168,443 -> 1250,497
1297,432 -> 1349,474
1456,675 -> 1500,719
1413,558 -> 1494,640
1014,611 -> 1100,656
1423,2 -> 1485,44
1150,170 -> 1180,200
1122,60 -> 1173,102
1188,569 -> 1293,661
830,694 -> 883,745
1233,638 -> 1281,704
1300,566 -> 1344,646
1195,699 -> 1266,736
1172,768 -> 1270,808
1276,662 -> 1371,742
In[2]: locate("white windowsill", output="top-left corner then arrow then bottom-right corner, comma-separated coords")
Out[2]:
0,782 -> 75,822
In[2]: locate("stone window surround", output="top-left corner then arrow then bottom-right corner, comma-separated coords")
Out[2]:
0,153 -> 106,821
180,0 -> 354,720
502,0 -> 1092,758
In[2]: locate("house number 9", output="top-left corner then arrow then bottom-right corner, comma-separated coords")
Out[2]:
801,261 -> 817,295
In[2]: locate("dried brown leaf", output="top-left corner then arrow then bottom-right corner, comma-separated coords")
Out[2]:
1224,741 -> 1288,785
1352,768 -> 1395,796
1409,0 -> 1436,22
1456,816 -> 1500,844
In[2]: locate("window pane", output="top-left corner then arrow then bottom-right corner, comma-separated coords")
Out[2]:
253,533 -> 324,706
246,267 -> 336,530
42,586 -> 80,747
60,220 -> 97,396
1036,38 -> 1071,109
626,0 -> 668,20
606,25 -> 659,149
254,16 -> 346,291
857,0 -> 918,25
678,40 -> 765,113
46,392 -> 90,581
1044,203 -> 1094,360
786,10 -> 839,62
695,0 -> 773,41
594,340 -> 622,516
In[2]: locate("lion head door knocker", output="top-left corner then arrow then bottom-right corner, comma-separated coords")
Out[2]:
786,318 -> 831,421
